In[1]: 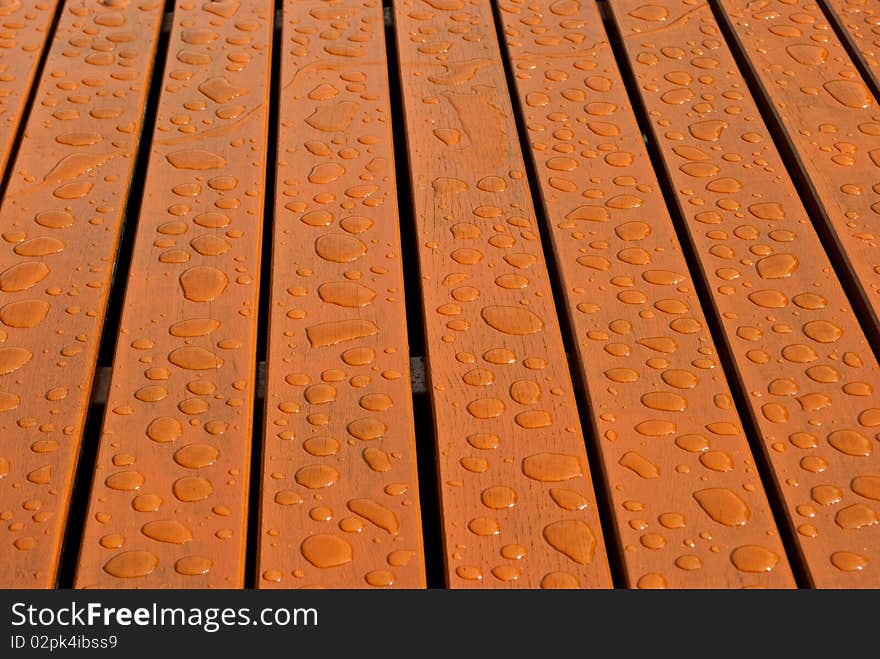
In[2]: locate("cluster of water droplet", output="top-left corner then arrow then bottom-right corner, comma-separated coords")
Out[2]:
75,0 -> 268,586
398,0 -> 614,588
712,0 -> 880,583
498,0 -> 799,587
257,0 -> 423,589
0,0 -> 165,586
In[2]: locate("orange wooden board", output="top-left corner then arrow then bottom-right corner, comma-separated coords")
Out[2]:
0,0 -> 163,588
0,0 -> 60,181
395,0 -> 613,589
615,0 -> 880,587
716,0 -> 880,341
498,0 -> 793,588
74,0 -> 272,588
257,0 -> 426,589
822,0 -> 880,91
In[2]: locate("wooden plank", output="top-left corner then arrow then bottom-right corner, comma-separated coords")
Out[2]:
257,0 -> 425,589
716,0 -> 880,342
497,0 -> 793,588
0,0 -> 60,181
74,0 -> 272,588
394,0 -> 612,589
0,0 -> 163,588
614,0 -> 880,587
821,0 -> 880,94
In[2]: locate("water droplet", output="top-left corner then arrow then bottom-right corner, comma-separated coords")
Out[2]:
851,475 -> 880,500
306,319 -> 378,348
828,429 -> 872,457
467,397 -> 505,419
174,444 -> 219,469
831,551 -> 869,571
824,79 -> 872,109
756,253 -> 799,279
0,262 -> 50,292
786,43 -> 828,65
481,486 -> 517,509
318,282 -> 376,308
481,305 -> 544,335
619,452 -> 660,478
803,321 -> 842,343
173,476 -> 213,502
166,148 -> 228,170
347,499 -> 399,535
169,318 -> 221,338
347,417 -> 386,441
515,410 -> 553,429
105,471 -> 143,491
169,347 -> 223,370
641,391 -> 687,412
179,266 -> 228,302
835,503 -> 879,529
300,534 -> 353,568
199,76 -> 247,103
522,453 -> 582,481
0,300 -> 49,329
295,465 -> 339,489
175,556 -> 213,576
731,546 -> 780,573
315,233 -> 367,263
103,551 -> 158,578
0,347 -> 32,375
142,520 -> 192,544
543,520 -> 595,564
693,488 -> 750,526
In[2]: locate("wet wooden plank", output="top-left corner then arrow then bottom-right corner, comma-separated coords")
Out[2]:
257,0 -> 425,589
615,0 -> 880,587
74,0 -> 272,588
0,0 -> 163,588
497,0 -> 793,588
716,0 -> 880,343
0,0 -> 60,181
821,0 -> 880,93
394,0 -> 612,589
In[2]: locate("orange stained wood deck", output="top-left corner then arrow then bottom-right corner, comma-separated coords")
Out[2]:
0,0 -> 879,589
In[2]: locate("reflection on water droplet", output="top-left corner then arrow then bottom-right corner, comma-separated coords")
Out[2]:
104,551 -> 158,578
824,79 -> 872,109
301,534 -> 353,568
179,266 -> 228,302
480,305 -> 544,335
543,520 -> 595,565
522,453 -> 581,481
828,429 -> 872,457
693,488 -> 750,526
348,498 -> 399,535
831,551 -> 868,572
619,452 -> 660,479
142,520 -> 192,544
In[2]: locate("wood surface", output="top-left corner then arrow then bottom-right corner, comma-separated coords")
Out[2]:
616,0 -> 880,587
257,0 -> 426,589
499,0 -> 793,588
75,0 -> 272,588
0,0 -> 163,588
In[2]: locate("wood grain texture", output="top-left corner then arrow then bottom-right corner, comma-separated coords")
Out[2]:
716,0 -> 880,341
616,0 -> 880,587
0,0 -> 162,588
74,0 -> 272,588
394,0 -> 612,589
257,0 -> 425,589
821,0 -> 880,93
0,0 -> 60,181
498,0 -> 793,588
